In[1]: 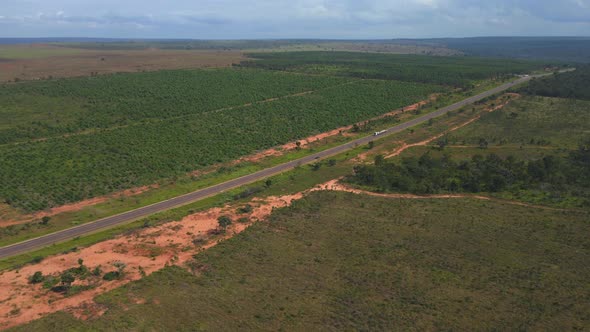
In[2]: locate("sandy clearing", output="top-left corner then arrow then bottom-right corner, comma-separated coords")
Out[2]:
0,192 -> 302,329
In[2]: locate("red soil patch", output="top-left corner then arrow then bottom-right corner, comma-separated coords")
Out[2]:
0,192 -> 302,329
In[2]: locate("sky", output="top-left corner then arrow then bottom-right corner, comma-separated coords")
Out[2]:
1,0 -> 589,39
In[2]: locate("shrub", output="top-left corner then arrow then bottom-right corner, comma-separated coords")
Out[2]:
217,216 -> 232,230
102,271 -> 122,281
28,271 -> 45,284
237,204 -> 253,214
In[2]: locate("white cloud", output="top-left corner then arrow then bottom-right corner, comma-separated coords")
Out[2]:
0,0 -> 588,38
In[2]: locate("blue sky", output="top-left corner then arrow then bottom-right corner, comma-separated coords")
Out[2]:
1,0 -> 589,38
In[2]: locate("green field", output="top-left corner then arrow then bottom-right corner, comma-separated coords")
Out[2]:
0,71 -> 445,211
0,68 -> 351,144
14,192 -> 590,331
240,51 -> 540,87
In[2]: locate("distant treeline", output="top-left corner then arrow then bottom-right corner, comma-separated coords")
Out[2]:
519,66 -> 590,101
437,37 -> 590,63
240,51 -> 540,88
347,146 -> 590,206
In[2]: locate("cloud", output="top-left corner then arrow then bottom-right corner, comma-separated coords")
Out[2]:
0,0 -> 588,38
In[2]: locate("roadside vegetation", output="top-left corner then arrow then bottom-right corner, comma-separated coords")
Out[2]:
13,192 -> 590,331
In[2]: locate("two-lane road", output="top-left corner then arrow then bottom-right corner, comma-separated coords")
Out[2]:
0,75 -> 536,259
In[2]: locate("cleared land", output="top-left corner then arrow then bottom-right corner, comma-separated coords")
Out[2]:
0,45 -> 244,82
12,192 -> 590,331
56,39 -> 461,56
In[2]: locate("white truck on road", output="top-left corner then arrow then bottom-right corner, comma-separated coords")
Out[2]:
373,130 -> 387,136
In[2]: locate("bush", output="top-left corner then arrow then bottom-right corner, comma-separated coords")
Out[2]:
237,204 -> 253,214
92,265 -> 102,277
102,271 -> 122,281
28,271 -> 45,284
217,216 -> 232,230
42,276 -> 59,289
40,216 -> 51,225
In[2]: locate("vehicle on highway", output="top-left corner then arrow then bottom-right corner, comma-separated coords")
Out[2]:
374,130 -> 387,136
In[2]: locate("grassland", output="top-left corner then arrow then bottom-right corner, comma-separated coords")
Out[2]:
450,96 -> 590,149
13,192 -> 590,331
240,51 -> 541,87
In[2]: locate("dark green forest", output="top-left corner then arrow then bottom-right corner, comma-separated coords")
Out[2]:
519,66 -> 590,101
347,145 -> 590,207
240,51 -> 539,88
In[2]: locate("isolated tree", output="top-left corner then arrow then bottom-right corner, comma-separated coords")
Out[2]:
60,272 -> 75,288
295,141 -> 302,150
264,179 -> 273,188
29,271 -> 44,284
374,155 -> 385,166
437,137 -> 448,150
368,141 -> 374,149
41,216 -> 51,225
478,138 -> 489,149
217,216 -> 232,231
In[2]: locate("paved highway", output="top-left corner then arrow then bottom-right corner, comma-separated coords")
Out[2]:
0,75 -> 536,259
